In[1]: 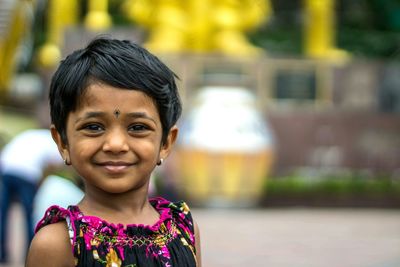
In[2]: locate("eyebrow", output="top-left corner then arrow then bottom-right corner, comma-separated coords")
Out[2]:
126,112 -> 157,124
75,111 -> 157,124
75,111 -> 105,123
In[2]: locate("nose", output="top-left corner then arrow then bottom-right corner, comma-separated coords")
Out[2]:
102,128 -> 129,154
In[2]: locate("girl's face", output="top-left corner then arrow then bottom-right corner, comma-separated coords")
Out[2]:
51,83 -> 177,195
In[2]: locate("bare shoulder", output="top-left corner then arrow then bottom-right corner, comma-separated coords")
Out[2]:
193,219 -> 202,267
26,221 -> 74,267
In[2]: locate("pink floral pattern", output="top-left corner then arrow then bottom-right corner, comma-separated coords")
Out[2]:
35,197 -> 197,267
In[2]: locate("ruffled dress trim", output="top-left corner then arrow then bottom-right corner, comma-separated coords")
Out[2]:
35,197 -> 196,267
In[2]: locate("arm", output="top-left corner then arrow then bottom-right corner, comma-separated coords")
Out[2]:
194,220 -> 202,267
26,222 -> 74,267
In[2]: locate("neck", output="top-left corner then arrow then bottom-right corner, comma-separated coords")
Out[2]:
78,183 -> 158,225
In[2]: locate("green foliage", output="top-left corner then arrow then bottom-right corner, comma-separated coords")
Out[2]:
249,0 -> 400,60
265,173 -> 400,197
338,28 -> 400,59
249,26 -> 303,56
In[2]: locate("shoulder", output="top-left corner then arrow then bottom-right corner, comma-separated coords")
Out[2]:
152,197 -> 194,231
153,197 -> 194,224
152,198 -> 202,263
35,205 -> 73,233
170,200 -> 202,265
26,222 -> 74,267
168,199 -> 192,217
153,197 -> 196,237
193,220 -> 202,267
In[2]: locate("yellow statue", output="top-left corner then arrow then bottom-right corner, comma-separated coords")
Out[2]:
122,0 -> 272,55
38,0 -> 112,68
123,0 -> 188,53
38,0 -> 79,68
211,0 -> 271,55
304,0 -> 349,60
0,0 -> 34,94
84,0 -> 112,31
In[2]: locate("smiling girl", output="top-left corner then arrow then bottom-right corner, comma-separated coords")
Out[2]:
26,37 -> 201,267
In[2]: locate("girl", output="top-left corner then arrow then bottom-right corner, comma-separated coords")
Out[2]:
26,37 -> 201,267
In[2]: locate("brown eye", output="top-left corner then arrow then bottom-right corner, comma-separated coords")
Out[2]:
128,124 -> 149,132
83,124 -> 104,132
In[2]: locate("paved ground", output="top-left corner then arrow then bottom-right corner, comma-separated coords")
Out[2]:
194,208 -> 400,267
2,204 -> 400,267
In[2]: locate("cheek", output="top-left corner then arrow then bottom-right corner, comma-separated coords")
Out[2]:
68,137 -> 98,159
137,139 -> 161,157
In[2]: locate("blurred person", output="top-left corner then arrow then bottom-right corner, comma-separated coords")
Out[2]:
0,128 -> 63,263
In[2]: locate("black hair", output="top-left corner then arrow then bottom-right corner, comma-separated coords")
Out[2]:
49,37 -> 182,144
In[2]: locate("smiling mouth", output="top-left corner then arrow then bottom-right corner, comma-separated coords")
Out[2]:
97,161 -> 133,172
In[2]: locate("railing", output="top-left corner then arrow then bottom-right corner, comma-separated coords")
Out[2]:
160,54 -> 340,112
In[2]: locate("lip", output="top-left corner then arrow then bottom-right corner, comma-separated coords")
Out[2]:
96,161 -> 133,173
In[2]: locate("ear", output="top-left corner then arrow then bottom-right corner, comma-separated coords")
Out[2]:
159,125 -> 179,161
50,124 -> 70,163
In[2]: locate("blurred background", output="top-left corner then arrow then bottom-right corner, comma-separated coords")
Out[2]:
0,0 -> 399,266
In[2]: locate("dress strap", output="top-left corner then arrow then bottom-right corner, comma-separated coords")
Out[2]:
151,198 -> 196,249
35,205 -> 70,233
65,216 -> 75,246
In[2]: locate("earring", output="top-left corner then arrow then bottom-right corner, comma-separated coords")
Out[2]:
157,158 -> 164,166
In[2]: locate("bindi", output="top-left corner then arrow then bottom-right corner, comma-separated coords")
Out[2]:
113,109 -> 121,118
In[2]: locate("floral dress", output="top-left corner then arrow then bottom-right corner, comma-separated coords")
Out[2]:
35,197 -> 197,267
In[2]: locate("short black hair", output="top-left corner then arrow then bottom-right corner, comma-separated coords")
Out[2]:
49,37 -> 182,144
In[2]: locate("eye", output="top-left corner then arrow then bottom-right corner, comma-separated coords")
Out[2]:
128,124 -> 150,133
82,123 -> 104,132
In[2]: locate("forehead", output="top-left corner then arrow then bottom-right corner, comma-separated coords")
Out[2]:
78,83 -> 157,112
